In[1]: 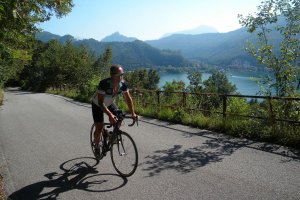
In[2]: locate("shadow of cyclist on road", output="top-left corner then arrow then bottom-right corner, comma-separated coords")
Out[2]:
9,157 -> 128,200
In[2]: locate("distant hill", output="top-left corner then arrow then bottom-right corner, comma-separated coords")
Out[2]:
37,19 -> 288,72
35,31 -> 76,43
101,32 -> 137,42
146,18 -> 290,71
36,31 -> 190,69
146,28 -> 259,69
162,25 -> 218,38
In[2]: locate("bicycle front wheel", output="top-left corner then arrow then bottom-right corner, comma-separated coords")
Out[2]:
110,131 -> 138,177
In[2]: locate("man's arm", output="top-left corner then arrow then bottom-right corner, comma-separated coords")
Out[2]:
123,91 -> 136,118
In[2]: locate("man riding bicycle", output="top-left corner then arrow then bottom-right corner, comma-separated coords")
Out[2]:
91,64 -> 137,154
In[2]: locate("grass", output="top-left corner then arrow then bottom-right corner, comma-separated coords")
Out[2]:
46,88 -> 300,149
127,102 -> 300,149
46,88 -> 78,99
0,89 -> 3,105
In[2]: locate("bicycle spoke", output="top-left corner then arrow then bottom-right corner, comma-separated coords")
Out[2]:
111,132 -> 138,177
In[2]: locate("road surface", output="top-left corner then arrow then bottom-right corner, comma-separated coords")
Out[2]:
0,88 -> 299,200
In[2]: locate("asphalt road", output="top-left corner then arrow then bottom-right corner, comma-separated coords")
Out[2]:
0,88 -> 299,200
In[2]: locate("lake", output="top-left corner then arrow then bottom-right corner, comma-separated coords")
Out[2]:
158,72 -> 263,96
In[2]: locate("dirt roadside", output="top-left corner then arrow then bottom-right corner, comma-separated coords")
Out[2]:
0,174 -> 6,200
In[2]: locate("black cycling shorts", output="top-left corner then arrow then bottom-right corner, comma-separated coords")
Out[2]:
92,102 -> 118,123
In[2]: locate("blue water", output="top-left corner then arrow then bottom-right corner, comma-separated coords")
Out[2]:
158,72 -> 262,95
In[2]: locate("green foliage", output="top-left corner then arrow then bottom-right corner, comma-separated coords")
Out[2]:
187,71 -> 203,93
128,76 -> 299,148
133,96 -> 299,148
223,118 -> 262,138
0,0 -> 74,89
268,98 -> 300,123
227,97 -> 251,115
238,0 -> 300,145
157,108 -> 189,124
161,80 -> 186,106
0,43 -> 13,88
238,0 -> 300,97
188,112 -> 209,128
21,40 -> 94,92
124,68 -> 160,90
199,71 -> 238,109
76,75 -> 101,102
158,108 -> 174,121
147,69 -> 160,90
0,88 -> 3,105
203,71 -> 237,94
93,47 -> 112,78
163,80 -> 186,92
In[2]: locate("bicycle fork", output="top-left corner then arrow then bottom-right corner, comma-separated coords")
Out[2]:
116,134 -> 127,156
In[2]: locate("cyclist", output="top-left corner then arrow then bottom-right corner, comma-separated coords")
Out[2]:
91,64 -> 137,155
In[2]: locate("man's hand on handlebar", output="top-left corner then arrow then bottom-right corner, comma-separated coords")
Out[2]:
131,113 -> 137,120
128,113 -> 138,126
109,114 -> 118,124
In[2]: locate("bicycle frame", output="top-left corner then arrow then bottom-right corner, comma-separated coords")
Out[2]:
102,112 -> 138,153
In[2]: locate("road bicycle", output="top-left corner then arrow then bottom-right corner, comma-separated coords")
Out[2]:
90,110 -> 138,177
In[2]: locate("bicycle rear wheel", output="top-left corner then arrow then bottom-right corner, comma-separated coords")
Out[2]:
90,124 -> 105,160
110,131 -> 138,177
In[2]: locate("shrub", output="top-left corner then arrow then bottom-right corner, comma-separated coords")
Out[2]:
0,89 -> 3,105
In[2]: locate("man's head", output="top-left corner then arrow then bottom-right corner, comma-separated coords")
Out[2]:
110,64 -> 124,77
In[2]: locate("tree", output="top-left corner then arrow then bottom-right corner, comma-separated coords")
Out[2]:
163,80 -> 186,92
21,40 -> 63,91
203,71 -> 237,94
0,0 -> 74,88
93,47 -> 112,79
162,80 -> 186,106
187,71 -> 203,93
145,69 -> 160,90
21,40 -> 94,92
124,68 -> 160,90
238,0 -> 300,97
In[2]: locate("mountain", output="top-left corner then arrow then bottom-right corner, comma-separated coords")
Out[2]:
36,31 -> 190,69
35,31 -> 76,43
37,19 -> 288,72
101,32 -> 137,42
147,28 -> 258,67
146,18 -> 289,71
162,25 -> 218,38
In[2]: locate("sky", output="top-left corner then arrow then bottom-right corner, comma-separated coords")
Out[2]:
39,0 -> 263,41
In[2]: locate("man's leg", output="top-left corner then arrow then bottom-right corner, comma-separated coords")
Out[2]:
92,102 -> 104,148
93,122 -> 104,145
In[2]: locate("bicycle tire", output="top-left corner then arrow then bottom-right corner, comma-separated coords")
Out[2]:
110,131 -> 138,177
90,124 -> 104,160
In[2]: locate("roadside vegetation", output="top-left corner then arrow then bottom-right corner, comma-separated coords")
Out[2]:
0,89 -> 3,105
117,72 -> 300,149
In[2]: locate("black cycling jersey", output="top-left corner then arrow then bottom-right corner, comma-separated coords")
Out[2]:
92,77 -> 128,107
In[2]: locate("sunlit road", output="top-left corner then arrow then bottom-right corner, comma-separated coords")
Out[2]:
0,88 -> 299,200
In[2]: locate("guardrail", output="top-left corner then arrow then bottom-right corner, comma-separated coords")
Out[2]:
130,89 -> 300,125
